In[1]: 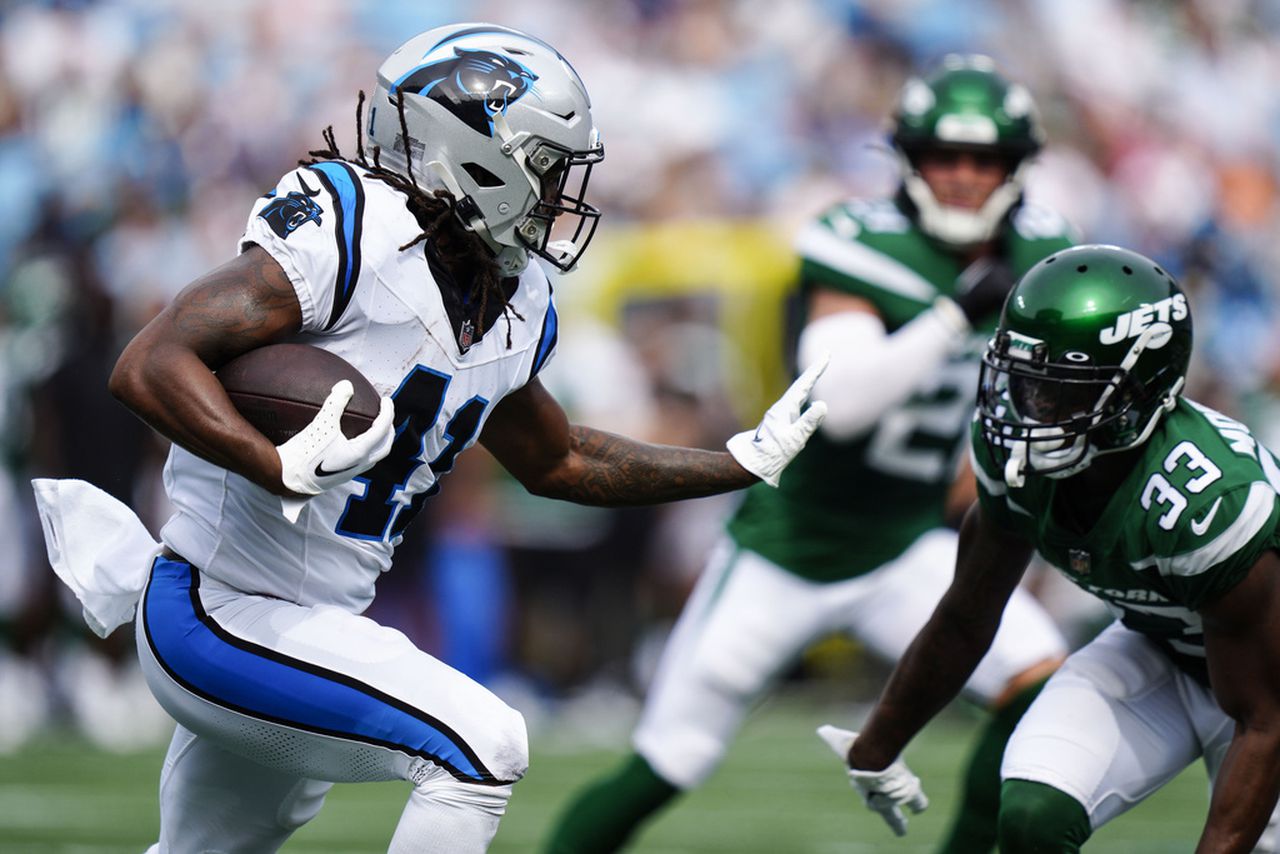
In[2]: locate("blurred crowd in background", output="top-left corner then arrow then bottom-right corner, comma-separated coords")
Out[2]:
2,0 -> 1280,753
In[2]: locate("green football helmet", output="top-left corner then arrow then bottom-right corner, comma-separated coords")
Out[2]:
977,245 -> 1192,487
891,54 -> 1044,247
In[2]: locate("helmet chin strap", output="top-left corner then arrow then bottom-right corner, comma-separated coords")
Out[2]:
1004,440 -> 1028,488
899,152 -> 1028,247
1005,432 -> 1094,487
1101,374 -> 1184,454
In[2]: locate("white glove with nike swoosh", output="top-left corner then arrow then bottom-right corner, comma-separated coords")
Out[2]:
277,379 -> 395,497
726,354 -> 829,487
817,724 -> 929,837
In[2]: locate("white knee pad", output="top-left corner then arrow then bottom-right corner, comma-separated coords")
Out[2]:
453,697 -> 528,786
1002,624 -> 1205,829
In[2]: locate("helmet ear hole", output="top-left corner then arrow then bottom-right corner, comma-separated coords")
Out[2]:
461,163 -> 504,188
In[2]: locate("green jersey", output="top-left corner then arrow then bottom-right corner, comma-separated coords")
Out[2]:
728,198 -> 1074,582
973,399 -> 1280,681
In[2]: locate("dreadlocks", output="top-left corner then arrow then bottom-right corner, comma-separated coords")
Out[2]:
300,91 -> 524,347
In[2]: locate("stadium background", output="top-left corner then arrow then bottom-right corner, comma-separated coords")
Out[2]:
1,0 -> 1278,850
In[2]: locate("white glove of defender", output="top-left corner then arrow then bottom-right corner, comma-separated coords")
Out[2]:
726,355 -> 829,487
276,380 -> 395,496
817,724 -> 928,837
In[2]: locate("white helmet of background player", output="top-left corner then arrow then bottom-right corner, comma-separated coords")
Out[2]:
890,54 -> 1044,248
367,23 -> 604,274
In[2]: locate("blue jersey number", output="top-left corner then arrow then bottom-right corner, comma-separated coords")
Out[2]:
336,366 -> 488,540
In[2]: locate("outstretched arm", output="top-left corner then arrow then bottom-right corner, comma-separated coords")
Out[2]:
481,361 -> 825,505
1198,549 -> 1280,854
849,503 -> 1034,770
109,245 -> 303,494
481,377 -> 757,505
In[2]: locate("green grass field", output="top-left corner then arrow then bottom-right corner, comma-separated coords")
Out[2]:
0,696 -> 1208,853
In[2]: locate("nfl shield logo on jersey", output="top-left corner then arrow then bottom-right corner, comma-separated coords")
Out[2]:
1068,548 -> 1091,576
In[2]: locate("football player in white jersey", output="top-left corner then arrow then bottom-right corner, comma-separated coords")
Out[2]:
32,24 -> 826,854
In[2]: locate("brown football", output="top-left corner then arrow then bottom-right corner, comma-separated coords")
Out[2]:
217,344 -> 380,445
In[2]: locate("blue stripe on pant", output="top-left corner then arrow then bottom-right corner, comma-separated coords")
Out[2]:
141,555 -> 501,784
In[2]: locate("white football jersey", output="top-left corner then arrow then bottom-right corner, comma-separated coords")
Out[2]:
161,161 -> 559,612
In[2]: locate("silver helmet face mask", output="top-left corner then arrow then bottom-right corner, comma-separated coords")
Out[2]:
367,23 -> 605,274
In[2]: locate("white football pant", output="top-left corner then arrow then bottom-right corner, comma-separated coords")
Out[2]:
1003,621 -> 1279,852
136,554 -> 527,853
635,529 -> 1067,789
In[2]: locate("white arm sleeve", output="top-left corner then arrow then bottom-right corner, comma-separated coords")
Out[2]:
797,298 -> 969,440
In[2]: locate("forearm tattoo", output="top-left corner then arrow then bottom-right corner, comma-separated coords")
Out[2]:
557,425 -> 756,506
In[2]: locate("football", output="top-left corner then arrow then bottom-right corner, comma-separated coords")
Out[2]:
216,343 -> 381,446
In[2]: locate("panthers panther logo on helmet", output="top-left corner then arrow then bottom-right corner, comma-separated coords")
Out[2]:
394,47 -> 538,138
258,174 -> 323,240
370,23 -> 603,274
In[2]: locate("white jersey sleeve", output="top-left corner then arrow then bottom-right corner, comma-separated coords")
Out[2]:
240,163 -> 370,334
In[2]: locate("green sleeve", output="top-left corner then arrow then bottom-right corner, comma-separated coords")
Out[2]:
793,202 -> 943,330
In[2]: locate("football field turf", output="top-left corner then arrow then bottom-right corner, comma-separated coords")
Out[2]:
0,696 -> 1206,853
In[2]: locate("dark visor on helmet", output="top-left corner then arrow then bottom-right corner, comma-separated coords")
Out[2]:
977,341 -> 1142,470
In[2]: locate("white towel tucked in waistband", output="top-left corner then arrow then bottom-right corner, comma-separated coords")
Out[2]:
31,478 -> 162,638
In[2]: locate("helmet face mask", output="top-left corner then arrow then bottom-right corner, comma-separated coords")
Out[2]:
891,55 -> 1044,247
367,23 -> 605,274
516,138 -> 603,271
979,331 -> 1163,480
977,246 -> 1192,486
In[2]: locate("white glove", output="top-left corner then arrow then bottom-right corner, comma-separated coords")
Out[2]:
817,724 -> 928,837
276,380 -> 395,497
726,354 -> 829,487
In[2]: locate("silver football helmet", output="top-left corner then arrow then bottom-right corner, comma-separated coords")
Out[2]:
368,23 -> 604,274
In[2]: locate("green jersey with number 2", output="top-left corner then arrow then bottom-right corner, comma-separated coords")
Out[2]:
973,398 -> 1280,682
727,198 -> 1074,582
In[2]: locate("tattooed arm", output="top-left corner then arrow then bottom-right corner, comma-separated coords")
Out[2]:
481,378 -> 757,505
109,244 -> 303,494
